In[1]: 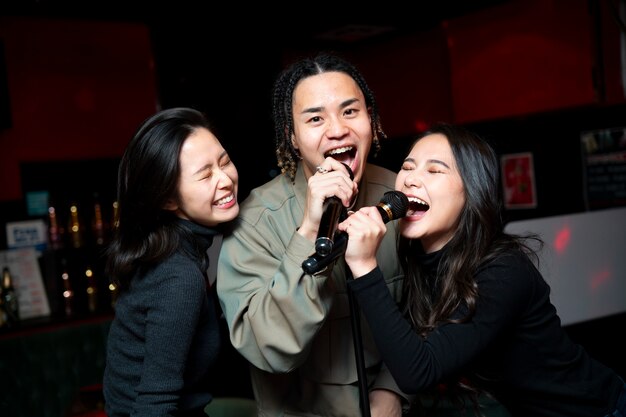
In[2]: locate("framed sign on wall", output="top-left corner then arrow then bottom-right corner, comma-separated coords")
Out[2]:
501,152 -> 537,209
580,126 -> 626,211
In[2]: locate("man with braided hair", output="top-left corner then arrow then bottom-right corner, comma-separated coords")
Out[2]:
217,53 -> 411,416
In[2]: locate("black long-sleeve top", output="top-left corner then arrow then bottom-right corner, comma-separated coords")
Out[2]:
104,219 -> 221,417
348,248 -> 623,417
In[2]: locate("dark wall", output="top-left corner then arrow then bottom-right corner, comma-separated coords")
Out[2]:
0,41 -> 11,130
0,17 -> 158,204
147,17 -> 284,201
0,0 -> 624,386
465,104 -> 626,223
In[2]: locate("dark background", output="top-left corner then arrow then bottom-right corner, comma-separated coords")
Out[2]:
2,0 -> 625,219
0,0 -> 625,412
0,0 -> 523,204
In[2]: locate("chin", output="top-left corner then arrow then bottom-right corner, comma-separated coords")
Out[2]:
399,223 -> 422,239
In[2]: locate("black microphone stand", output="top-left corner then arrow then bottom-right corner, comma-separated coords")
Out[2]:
303,191 -> 409,416
346,266 -> 371,417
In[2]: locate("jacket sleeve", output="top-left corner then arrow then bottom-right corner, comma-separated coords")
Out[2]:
349,258 -> 531,395
216,215 -> 336,373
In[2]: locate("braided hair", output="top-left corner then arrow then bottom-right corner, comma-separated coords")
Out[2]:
271,52 -> 385,181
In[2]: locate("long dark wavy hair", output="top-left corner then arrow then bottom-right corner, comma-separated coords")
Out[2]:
271,52 -> 385,181
105,107 -> 214,290
398,123 -> 541,414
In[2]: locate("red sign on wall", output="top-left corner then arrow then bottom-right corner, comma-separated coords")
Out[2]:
501,152 -> 537,209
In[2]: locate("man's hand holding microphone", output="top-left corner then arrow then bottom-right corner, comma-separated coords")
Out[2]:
297,157 -> 357,246
300,157 -> 408,275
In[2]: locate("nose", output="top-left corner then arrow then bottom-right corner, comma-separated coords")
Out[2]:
326,116 -> 349,139
404,170 -> 422,188
215,168 -> 234,188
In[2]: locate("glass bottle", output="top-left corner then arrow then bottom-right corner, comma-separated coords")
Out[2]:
0,283 -> 6,328
91,198 -> 106,246
108,281 -> 119,309
111,200 -> 120,231
2,266 -> 20,327
47,206 -> 65,250
85,266 -> 98,314
60,259 -> 74,317
68,203 -> 83,248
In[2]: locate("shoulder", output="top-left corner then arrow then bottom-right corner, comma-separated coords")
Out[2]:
357,164 -> 398,206
134,263 -> 207,318
364,163 -> 397,188
245,174 -> 293,204
489,249 -> 539,273
145,253 -> 208,294
237,173 -> 300,225
476,249 -> 547,296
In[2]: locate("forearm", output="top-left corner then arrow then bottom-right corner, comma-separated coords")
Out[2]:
349,268 -> 438,394
369,389 -> 403,417
371,365 -> 415,407
218,230 -> 334,372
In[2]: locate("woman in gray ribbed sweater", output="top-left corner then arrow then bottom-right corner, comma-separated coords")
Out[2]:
103,107 -> 240,417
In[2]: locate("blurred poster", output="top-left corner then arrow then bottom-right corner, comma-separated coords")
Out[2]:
580,126 -> 626,210
0,247 -> 51,319
501,152 -> 537,209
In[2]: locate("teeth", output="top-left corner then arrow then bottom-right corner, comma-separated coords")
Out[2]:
215,194 -> 233,206
326,146 -> 353,156
408,196 -> 428,205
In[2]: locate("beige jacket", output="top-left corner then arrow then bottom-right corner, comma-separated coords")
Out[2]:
217,163 -> 408,416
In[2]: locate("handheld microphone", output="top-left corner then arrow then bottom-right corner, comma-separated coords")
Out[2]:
314,164 -> 354,257
302,191 -> 409,275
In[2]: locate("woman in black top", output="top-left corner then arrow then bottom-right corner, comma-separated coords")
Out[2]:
103,107 -> 240,417
338,123 -> 626,416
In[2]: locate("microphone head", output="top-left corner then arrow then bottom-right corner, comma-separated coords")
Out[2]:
376,191 -> 409,223
340,162 -> 354,180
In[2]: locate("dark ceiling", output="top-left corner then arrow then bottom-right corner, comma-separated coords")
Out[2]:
1,0 -> 515,199
3,0 -> 511,48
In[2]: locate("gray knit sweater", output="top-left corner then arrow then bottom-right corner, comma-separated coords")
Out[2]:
103,219 -> 221,417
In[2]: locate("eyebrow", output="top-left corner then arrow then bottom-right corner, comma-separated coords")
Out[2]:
403,157 -> 451,169
193,150 -> 228,176
300,98 -> 360,115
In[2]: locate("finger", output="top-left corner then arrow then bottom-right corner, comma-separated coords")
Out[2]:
311,175 -> 355,207
322,157 -> 353,178
315,165 -> 329,174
